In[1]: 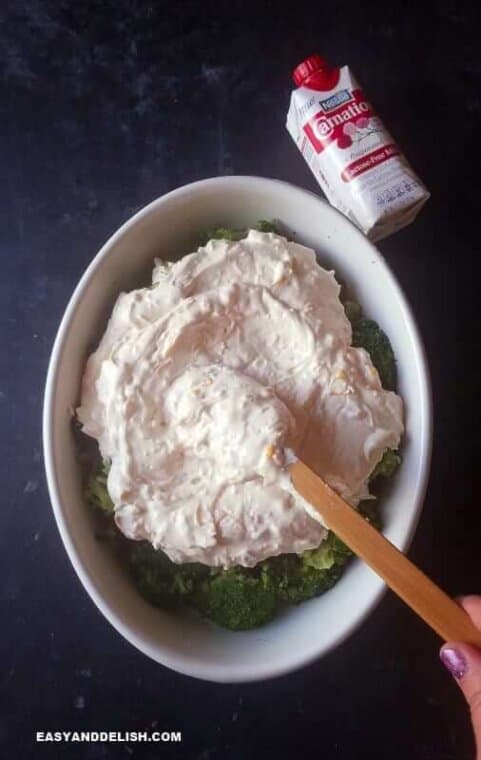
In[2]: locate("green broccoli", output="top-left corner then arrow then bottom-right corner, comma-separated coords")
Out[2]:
129,542 -> 210,609
128,516 -> 377,627
190,568 -> 278,630
343,299 -> 363,324
343,299 -> 397,390
258,530 -> 352,606
253,219 -> 277,233
357,499 -> 382,530
84,460 -> 114,514
302,531 -> 352,571
371,449 -> 402,481
203,220 -> 277,244
352,318 -> 397,390
129,547 -> 277,629
260,553 -> 342,605
208,227 -> 246,242
260,513 -> 379,608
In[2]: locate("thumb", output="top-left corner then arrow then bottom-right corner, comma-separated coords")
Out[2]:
440,596 -> 481,757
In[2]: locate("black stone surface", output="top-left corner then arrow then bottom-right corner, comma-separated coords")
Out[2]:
1,1 -> 480,758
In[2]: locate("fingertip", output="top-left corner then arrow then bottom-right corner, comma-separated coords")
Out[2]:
457,595 -> 481,630
440,644 -> 468,679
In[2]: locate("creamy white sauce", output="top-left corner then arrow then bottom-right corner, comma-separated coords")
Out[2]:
77,231 -> 403,567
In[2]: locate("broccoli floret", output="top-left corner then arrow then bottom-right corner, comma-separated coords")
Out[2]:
191,568 -> 277,630
203,220 -> 277,245
129,542 -> 210,609
253,220 -> 277,233
352,318 -> 397,390
343,300 -> 397,390
128,514 -> 382,627
343,299 -> 363,324
262,509 -> 379,607
303,531 -> 353,571
208,227 -> 246,242
358,499 -> 382,530
129,544 -> 181,608
260,531 -> 351,606
371,449 -> 402,480
129,547 -> 277,630
260,515 -> 383,607
260,552 -> 342,605
84,460 -> 114,514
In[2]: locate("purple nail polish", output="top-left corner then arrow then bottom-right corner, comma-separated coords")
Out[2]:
440,647 -> 468,679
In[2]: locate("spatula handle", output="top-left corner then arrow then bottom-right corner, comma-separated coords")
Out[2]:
290,460 -> 481,647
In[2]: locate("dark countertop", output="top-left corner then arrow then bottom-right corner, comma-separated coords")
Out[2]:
1,1 -> 480,758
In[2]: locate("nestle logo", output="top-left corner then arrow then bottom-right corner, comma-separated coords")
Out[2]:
319,89 -> 352,112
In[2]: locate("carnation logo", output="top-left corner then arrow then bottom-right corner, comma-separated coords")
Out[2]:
313,101 -> 370,142
314,117 -> 335,140
303,89 -> 374,154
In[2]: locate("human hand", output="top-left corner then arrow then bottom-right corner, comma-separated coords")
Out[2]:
440,596 -> 481,759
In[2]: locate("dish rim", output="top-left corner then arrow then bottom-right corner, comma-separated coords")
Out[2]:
43,175 -> 433,682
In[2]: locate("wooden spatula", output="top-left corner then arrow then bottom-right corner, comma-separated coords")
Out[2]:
290,459 -> 481,647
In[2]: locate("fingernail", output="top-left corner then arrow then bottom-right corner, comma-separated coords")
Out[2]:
440,647 -> 468,679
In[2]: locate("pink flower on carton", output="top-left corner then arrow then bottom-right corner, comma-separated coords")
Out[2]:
343,122 -> 357,137
337,134 -> 352,149
356,116 -> 370,129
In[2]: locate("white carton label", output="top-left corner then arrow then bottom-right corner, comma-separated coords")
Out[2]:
286,66 -> 429,240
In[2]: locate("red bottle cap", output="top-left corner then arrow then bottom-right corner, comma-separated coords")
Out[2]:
292,55 -> 329,86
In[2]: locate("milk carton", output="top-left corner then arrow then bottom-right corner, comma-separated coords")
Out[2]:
287,55 -> 430,240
